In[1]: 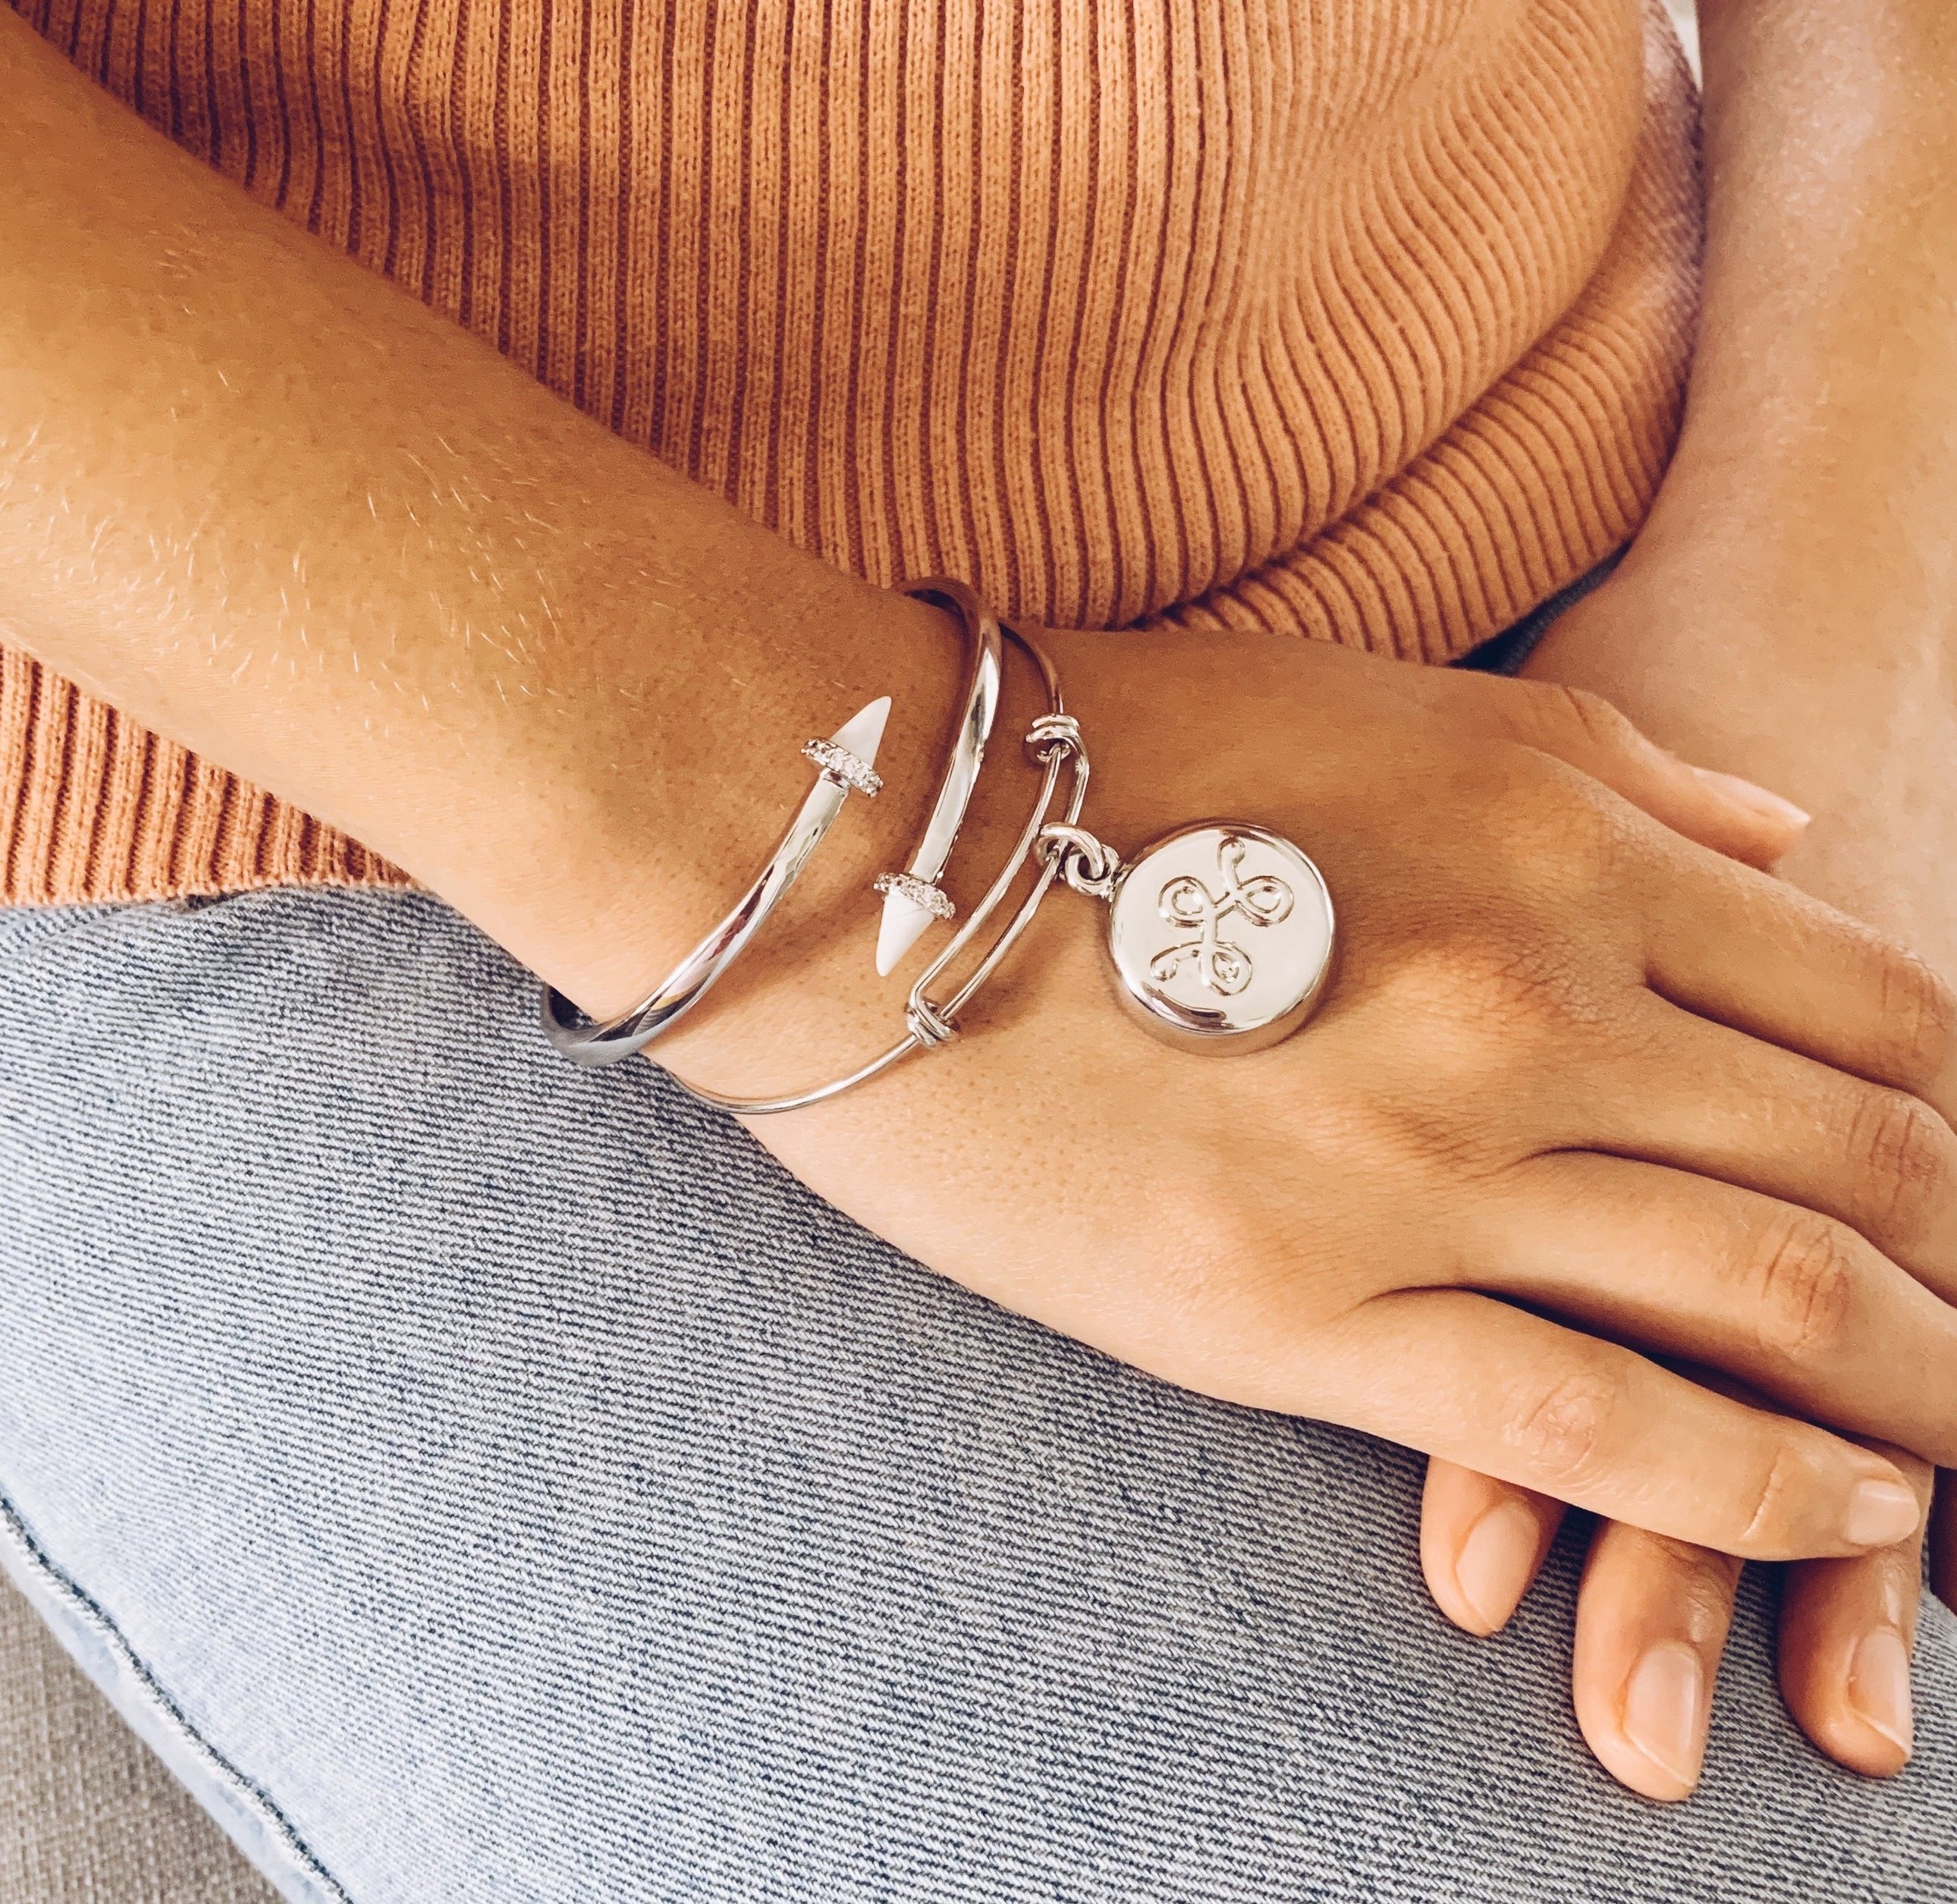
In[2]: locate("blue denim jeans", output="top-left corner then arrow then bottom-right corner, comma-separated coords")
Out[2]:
2,887 -> 1955,1902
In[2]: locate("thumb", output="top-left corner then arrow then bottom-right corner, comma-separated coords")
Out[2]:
1406,670 -> 1810,869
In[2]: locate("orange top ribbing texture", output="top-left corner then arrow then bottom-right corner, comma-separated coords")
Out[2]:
1,0 -> 1701,906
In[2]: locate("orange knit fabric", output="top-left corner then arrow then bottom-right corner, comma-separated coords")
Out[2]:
2,0 -> 1700,906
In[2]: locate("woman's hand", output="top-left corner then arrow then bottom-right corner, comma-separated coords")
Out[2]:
1422,429 -> 1957,1797
1422,1434 -> 1933,1802
1418,539 -> 1957,1806
646,625 -> 1957,1573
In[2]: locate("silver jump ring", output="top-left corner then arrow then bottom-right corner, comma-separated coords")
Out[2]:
1026,712 -> 1082,763
1037,822 -> 1123,900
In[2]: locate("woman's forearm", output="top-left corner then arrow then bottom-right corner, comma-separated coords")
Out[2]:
1641,0 -> 1957,599
1525,0 -> 1957,968
0,7 -> 958,1022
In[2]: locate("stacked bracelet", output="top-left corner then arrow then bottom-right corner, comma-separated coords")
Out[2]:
870,578 -> 1004,976
539,582 -> 1337,1113
539,698 -> 890,1068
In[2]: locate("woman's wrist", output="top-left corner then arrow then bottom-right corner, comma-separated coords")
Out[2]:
479,568 -> 969,1035
632,610 -> 1085,1105
1576,0 -> 1957,693
2,6 -> 994,1047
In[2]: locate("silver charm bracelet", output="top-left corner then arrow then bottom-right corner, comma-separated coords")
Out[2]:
541,586 -> 1337,1113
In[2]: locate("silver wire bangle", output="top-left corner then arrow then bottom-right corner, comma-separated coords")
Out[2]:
661,621 -> 1084,1117
539,715 -> 886,1070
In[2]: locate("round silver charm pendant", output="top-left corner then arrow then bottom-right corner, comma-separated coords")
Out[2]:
1104,822 -> 1335,1054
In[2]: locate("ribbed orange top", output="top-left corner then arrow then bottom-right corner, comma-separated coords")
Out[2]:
2,0 -> 1700,906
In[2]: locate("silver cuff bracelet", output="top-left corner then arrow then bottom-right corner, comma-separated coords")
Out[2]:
871,578 -> 1004,976
539,700 -> 891,1067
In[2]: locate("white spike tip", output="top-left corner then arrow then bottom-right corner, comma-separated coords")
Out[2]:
830,695 -> 891,769
875,892 -> 937,978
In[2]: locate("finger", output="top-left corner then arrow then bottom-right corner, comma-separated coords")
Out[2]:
1585,1000 -> 1957,1298
1315,1289 -> 1921,1560
1488,1152 -> 1957,1467
1780,1443 -> 1934,1778
1391,668 -> 1810,869
1421,1458 -> 1566,1635
1570,1517 -> 1742,1801
1635,843 -> 1957,1129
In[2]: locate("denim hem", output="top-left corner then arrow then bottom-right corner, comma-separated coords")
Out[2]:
0,1490 -> 351,1904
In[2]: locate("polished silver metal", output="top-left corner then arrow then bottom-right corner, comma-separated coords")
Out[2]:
799,738 -> 883,798
539,589 -> 1337,1109
871,579 -> 1006,974
540,705 -> 887,1070
1038,821 -> 1123,900
665,622 -> 1082,1116
1100,822 -> 1335,1052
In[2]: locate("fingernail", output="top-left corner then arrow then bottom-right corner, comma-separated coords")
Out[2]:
1846,1478 -> 1921,1549
1849,1628 -> 1914,1755
1453,1498 -> 1542,1631
1691,766 -> 1811,833
1622,1640 -> 1707,1790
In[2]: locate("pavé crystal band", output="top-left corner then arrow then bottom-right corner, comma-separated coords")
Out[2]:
799,737 -> 884,798
872,870 -> 957,921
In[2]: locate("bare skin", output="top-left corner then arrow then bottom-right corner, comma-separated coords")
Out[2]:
4,0 -> 1955,1811
1420,0 -> 1957,1802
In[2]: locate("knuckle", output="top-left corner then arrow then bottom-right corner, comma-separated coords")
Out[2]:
1507,1365 -> 1626,1490
1641,1534 -> 1746,1614
1845,1086 -> 1952,1239
1479,759 -> 1625,902
1536,682 -> 1638,757
1374,934 -> 1607,1148
1751,1209 -> 1857,1368
1399,931 -> 1574,1029
1738,1440 -> 1802,1551
1877,944 -> 1957,1086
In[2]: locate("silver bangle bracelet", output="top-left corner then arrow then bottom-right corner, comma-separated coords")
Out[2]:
539,701 -> 890,1070
542,577 -> 1001,1073
541,587 -> 1340,1113
664,620 -> 1082,1117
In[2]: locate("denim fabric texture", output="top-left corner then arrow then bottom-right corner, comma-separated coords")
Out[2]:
2,888 -> 1955,1903
1453,551 -> 1625,677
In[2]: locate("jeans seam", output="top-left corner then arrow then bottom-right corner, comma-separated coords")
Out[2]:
0,1487 -> 354,1904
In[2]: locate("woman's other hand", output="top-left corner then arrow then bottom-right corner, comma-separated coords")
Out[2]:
1422,1441 -> 1934,1800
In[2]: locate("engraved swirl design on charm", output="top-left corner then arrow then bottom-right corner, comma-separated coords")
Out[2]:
1148,835 -> 1296,997
1104,822 -> 1335,1054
